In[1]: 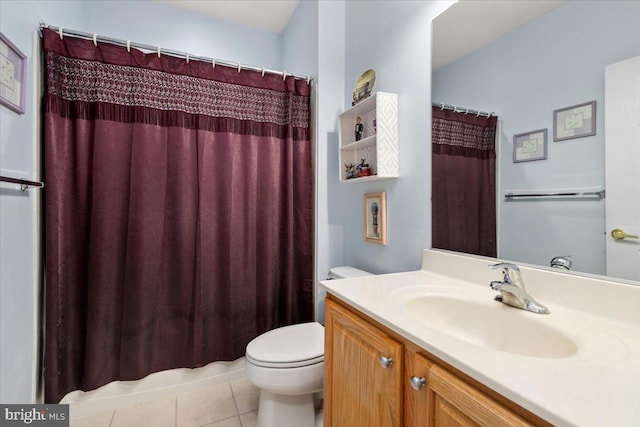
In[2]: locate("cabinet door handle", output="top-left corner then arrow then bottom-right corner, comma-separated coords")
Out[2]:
409,375 -> 426,391
379,356 -> 393,368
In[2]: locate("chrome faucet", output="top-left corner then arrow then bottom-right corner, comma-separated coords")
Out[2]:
550,255 -> 572,270
489,262 -> 550,314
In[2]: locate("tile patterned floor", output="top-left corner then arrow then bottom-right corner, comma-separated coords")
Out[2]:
70,378 -> 260,427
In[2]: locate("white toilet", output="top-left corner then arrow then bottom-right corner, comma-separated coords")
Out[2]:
245,266 -> 373,427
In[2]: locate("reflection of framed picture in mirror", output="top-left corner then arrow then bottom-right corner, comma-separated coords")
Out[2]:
513,128 -> 547,163
363,192 -> 386,245
553,101 -> 596,141
0,32 -> 26,114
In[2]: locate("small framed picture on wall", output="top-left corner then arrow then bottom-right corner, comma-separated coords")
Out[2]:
0,32 -> 27,114
513,129 -> 547,163
363,192 -> 386,245
553,101 -> 596,142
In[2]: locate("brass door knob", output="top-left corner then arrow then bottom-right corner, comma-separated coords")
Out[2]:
611,228 -> 639,240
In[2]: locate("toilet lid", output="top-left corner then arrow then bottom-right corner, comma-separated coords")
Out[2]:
246,322 -> 324,368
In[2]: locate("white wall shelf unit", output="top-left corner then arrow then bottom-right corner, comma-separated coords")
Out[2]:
338,92 -> 398,182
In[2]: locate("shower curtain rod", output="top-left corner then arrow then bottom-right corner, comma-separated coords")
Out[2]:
432,102 -> 494,117
39,21 -> 314,83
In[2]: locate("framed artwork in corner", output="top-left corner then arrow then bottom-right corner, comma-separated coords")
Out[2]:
0,32 -> 27,114
364,192 -> 386,245
513,128 -> 547,163
553,101 -> 596,142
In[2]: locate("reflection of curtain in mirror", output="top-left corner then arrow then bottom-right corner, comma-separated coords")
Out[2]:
431,107 -> 496,256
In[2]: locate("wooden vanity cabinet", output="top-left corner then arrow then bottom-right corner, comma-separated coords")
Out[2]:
324,298 -> 403,426
325,296 -> 551,427
406,351 -> 535,427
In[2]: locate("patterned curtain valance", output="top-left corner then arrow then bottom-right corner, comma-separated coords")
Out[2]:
432,107 -> 497,158
43,28 -> 310,139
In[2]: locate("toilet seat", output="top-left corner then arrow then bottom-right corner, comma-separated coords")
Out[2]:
246,322 -> 324,369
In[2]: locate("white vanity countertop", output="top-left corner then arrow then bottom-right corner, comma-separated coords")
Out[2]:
320,250 -> 640,427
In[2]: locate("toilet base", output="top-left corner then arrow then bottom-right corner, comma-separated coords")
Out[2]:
257,390 -> 316,427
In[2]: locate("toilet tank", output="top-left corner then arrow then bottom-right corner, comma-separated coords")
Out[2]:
318,266 -> 373,325
328,266 -> 374,280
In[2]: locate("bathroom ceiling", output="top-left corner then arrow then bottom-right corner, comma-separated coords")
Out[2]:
157,0 -> 300,33
157,0 -> 565,68
433,0 -> 565,70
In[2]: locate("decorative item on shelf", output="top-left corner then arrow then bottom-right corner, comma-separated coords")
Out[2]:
352,69 -> 375,106
0,32 -> 27,114
355,116 -> 364,141
354,158 -> 372,177
364,192 -> 386,245
345,163 -> 357,180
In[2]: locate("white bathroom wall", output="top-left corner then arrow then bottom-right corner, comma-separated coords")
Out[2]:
432,1 -> 640,274
338,1 -> 455,275
81,1 -> 283,70
282,0 -> 318,78
314,0 -> 346,323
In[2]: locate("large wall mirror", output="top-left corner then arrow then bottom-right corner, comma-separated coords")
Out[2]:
431,0 -> 640,284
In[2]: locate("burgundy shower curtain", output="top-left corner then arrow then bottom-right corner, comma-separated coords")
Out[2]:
42,29 -> 313,403
432,107 -> 497,257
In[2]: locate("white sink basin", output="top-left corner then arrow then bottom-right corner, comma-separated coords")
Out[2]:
403,294 -> 578,359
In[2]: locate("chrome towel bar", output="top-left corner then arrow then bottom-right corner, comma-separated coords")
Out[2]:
504,189 -> 605,200
0,175 -> 44,191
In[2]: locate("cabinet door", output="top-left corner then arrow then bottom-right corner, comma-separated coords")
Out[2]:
425,357 -> 534,427
324,299 -> 403,427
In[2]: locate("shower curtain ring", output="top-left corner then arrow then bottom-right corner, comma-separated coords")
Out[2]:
261,67 -> 265,77
212,57 -> 216,68
92,33 -> 98,46
186,52 -> 189,63
126,40 -> 131,52
440,103 -> 444,110
282,71 -> 287,81
157,46 -> 161,58
237,63 -> 241,72
58,27 -> 64,39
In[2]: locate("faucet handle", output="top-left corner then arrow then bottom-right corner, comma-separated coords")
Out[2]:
489,262 -> 520,285
489,262 -> 520,272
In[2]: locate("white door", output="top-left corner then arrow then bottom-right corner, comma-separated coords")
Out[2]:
605,55 -> 640,281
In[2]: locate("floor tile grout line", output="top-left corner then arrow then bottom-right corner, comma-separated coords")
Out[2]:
197,414 -> 241,427
229,382 -> 241,417
175,396 -> 178,427
231,379 -> 261,416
